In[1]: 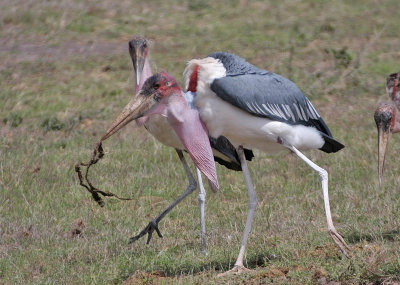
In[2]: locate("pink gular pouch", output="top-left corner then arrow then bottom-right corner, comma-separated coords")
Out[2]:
139,91 -> 219,192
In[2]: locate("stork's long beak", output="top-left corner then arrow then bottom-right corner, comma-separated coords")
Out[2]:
129,46 -> 145,87
375,105 -> 394,185
100,90 -> 158,141
377,126 -> 391,185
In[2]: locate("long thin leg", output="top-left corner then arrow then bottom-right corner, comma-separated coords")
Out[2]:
196,168 -> 207,253
129,149 -> 197,244
288,145 -> 351,258
219,146 -> 258,276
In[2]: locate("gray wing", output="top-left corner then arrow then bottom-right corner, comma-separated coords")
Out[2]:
210,73 -> 333,137
208,52 -> 268,76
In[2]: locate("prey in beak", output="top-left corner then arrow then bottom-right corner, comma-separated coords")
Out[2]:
374,103 -> 395,185
129,37 -> 148,91
76,71 -> 212,208
75,70 -> 162,206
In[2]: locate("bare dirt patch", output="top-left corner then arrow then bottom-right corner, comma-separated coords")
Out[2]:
123,271 -> 167,285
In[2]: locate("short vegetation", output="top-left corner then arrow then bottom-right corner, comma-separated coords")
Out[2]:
1,0 -> 399,284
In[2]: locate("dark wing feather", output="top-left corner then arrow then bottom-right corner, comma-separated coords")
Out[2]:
210,73 -> 344,153
210,136 -> 254,171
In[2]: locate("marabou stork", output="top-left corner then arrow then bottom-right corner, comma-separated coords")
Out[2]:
374,72 -> 400,185
127,36 -> 208,247
125,38 -> 253,252
107,51 -> 350,274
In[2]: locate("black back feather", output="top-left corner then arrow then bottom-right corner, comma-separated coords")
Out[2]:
210,136 -> 254,171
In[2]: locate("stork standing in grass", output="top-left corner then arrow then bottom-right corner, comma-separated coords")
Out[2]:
374,72 -> 400,185
182,52 -> 348,273
126,38 -> 253,251
104,52 -> 349,275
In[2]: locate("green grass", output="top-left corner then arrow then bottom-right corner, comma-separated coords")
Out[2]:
1,0 -> 400,284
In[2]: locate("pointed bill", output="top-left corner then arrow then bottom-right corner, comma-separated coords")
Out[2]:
129,41 -> 146,93
100,91 -> 158,141
377,126 -> 390,185
134,53 -> 144,87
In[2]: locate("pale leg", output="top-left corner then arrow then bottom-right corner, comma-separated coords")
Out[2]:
219,146 -> 258,276
196,168 -> 207,253
288,146 -> 351,258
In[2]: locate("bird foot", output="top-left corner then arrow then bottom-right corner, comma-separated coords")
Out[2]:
129,220 -> 163,244
217,265 -> 252,277
329,227 -> 352,258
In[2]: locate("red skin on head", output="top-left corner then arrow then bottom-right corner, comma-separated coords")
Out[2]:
157,72 -> 182,98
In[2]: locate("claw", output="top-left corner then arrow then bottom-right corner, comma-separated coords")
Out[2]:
146,230 -> 153,244
155,225 -> 163,238
128,220 -> 163,245
329,228 -> 352,258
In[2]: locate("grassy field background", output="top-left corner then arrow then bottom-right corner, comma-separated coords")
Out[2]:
1,0 -> 400,284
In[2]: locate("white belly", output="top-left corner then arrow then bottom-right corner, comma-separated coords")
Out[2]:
195,89 -> 324,154
144,115 -> 184,149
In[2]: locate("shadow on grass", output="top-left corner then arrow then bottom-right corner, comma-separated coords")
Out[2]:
138,251 -> 280,278
346,229 -> 400,243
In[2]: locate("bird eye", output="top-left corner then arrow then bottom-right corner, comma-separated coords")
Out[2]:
165,81 -> 172,87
